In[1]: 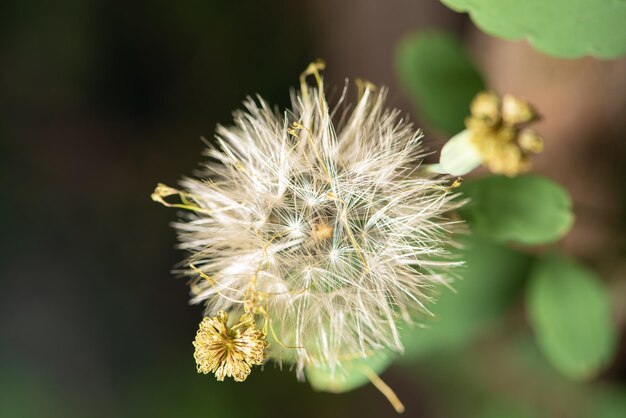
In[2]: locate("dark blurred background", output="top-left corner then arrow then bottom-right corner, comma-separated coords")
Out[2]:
1,1 -> 625,417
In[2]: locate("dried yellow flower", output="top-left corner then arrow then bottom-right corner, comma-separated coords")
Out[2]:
502,94 -> 536,125
193,310 -> 268,382
518,130 -> 544,154
466,91 -> 543,177
468,91 -> 501,126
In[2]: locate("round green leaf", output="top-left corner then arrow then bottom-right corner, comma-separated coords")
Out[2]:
400,236 -> 532,360
305,351 -> 393,393
395,30 -> 485,134
527,254 -> 617,380
441,0 -> 626,59
458,174 -> 574,245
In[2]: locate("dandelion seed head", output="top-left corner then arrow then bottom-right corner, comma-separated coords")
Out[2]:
169,65 -> 464,378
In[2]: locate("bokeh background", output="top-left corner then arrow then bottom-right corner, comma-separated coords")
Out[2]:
1,1 -> 625,417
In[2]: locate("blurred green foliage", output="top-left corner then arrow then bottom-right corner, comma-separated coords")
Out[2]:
395,31 -> 484,135
0,364 -> 70,418
591,386 -> 626,418
306,351 -> 394,393
400,236 -> 532,359
458,175 -> 574,245
441,0 -> 626,59
527,254 -> 617,380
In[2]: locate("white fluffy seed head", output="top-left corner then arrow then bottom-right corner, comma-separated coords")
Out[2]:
173,73 -> 464,378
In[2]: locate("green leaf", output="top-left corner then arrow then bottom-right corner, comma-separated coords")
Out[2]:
459,174 -> 574,245
401,236 -> 532,359
441,0 -> 626,59
527,254 -> 617,380
395,30 -> 485,134
305,351 -> 393,393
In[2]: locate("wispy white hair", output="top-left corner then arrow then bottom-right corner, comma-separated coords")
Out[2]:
173,70 -> 463,378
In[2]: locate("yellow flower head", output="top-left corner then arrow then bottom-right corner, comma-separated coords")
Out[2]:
193,310 -> 268,382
